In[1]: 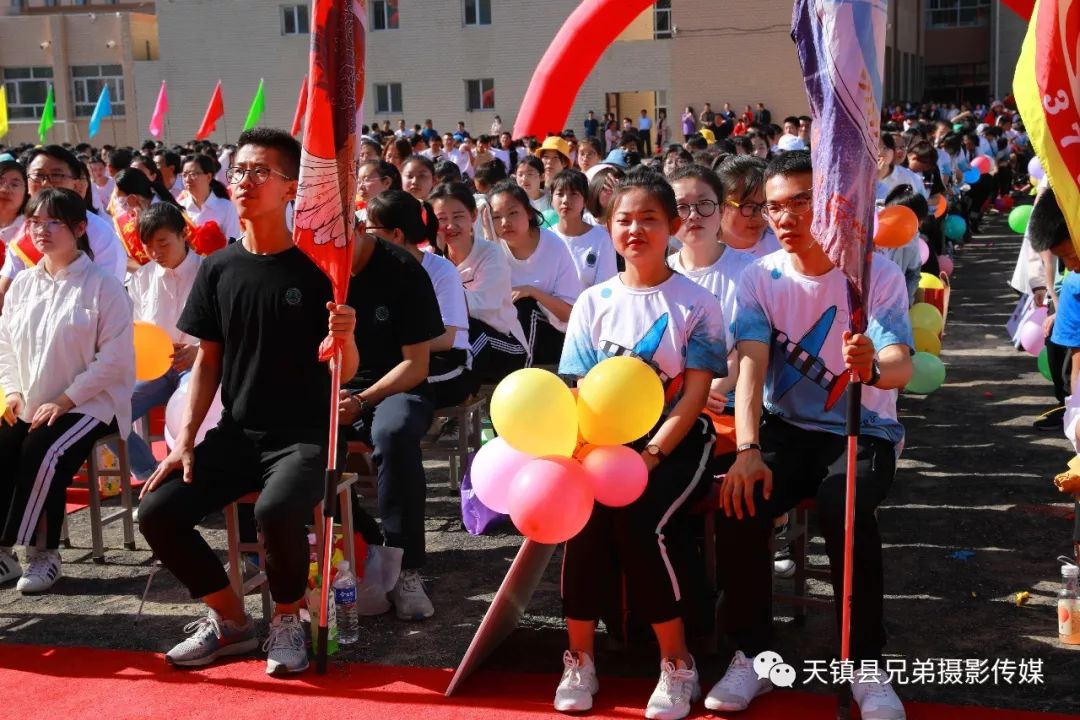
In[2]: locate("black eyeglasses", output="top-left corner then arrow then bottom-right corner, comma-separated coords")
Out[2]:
226,166 -> 292,185
676,200 -> 718,219
28,172 -> 75,185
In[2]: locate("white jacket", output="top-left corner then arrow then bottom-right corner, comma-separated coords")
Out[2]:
455,239 -> 527,349
0,253 -> 134,431
127,250 -> 202,345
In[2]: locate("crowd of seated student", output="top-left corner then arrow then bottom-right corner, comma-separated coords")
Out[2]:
0,115 -> 939,720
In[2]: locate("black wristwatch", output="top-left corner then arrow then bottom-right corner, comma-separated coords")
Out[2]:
736,442 -> 761,455
867,359 -> 882,387
352,392 -> 372,415
645,444 -> 667,461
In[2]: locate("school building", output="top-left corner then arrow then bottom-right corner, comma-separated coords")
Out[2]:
0,1 -> 1029,148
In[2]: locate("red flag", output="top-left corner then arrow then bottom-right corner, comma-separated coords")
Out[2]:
1002,0 -> 1035,18
293,0 -> 364,315
194,81 -> 225,141
290,75 -> 309,137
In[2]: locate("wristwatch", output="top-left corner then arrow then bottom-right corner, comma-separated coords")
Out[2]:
866,359 -> 882,387
736,442 -> 762,454
645,444 -> 667,461
352,392 -> 372,415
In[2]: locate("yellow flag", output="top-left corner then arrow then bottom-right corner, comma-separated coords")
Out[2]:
0,86 -> 8,139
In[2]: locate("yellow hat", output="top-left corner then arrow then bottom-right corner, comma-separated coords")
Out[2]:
699,128 -> 716,145
535,135 -> 572,165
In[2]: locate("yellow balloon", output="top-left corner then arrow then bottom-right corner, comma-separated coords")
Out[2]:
577,356 -> 665,446
909,303 -> 943,335
912,327 -> 941,356
490,368 -> 577,457
918,272 -> 945,291
133,321 -> 174,382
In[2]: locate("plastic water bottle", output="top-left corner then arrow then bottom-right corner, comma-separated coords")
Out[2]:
334,561 -> 359,645
1059,562 -> 1080,645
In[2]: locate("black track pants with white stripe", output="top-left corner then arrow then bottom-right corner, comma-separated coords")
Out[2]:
562,415 -> 716,625
0,414 -> 114,549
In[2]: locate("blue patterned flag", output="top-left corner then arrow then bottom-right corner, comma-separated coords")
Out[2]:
791,0 -> 887,298
87,84 -> 112,139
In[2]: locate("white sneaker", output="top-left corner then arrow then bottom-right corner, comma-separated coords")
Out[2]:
704,650 -> 773,712
645,656 -> 700,720
389,569 -> 434,620
16,549 -> 61,594
852,668 -> 906,720
263,613 -> 309,676
554,650 -> 599,713
0,548 -> 22,584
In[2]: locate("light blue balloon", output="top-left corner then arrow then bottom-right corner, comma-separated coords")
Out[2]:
943,214 -> 967,240
963,168 -> 981,185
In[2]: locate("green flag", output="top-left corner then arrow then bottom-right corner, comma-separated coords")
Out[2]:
243,79 -> 266,132
38,84 -> 55,144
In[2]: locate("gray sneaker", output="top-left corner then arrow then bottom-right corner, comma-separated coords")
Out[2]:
0,547 -> 22,585
263,613 -> 309,676
389,569 -> 434,620
165,609 -> 257,667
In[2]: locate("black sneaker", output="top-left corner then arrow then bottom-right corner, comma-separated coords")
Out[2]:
1033,405 -> 1065,431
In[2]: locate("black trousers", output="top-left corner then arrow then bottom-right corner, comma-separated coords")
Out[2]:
346,391 -> 434,570
138,420 -> 329,603
1046,336 -> 1072,404
515,297 -> 566,367
0,414 -> 114,549
716,414 -> 896,662
562,416 -> 716,625
468,317 -> 528,384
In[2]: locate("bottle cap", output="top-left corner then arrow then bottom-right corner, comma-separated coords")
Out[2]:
1063,564 -> 1079,578
337,560 -> 350,572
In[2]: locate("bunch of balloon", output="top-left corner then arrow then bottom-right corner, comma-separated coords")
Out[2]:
907,303 -> 947,394
471,357 -> 665,544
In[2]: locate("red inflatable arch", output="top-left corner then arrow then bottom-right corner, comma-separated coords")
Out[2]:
512,0 -> 655,139
514,0 -> 1035,140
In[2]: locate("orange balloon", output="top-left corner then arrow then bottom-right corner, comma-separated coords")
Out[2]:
874,205 -> 920,249
133,321 -> 173,381
930,194 -> 948,218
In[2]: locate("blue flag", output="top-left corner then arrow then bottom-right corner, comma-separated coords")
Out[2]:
791,0 -> 886,298
88,84 -> 112,139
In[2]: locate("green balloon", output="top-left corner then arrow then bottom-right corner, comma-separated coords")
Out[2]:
1008,205 -> 1033,234
1038,347 -> 1052,382
905,352 -> 946,394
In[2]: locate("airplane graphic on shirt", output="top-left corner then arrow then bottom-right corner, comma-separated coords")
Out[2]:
771,305 -> 849,411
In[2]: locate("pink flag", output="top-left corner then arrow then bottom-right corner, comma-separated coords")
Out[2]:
148,81 -> 169,139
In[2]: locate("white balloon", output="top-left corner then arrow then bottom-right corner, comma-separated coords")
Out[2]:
164,375 -> 223,450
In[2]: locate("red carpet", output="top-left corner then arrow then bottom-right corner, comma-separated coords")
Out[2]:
0,644 -> 1071,720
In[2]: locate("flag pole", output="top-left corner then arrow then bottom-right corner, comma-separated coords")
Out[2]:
316,346 -> 343,674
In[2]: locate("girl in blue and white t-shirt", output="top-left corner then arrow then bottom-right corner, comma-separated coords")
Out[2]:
555,171 -> 727,720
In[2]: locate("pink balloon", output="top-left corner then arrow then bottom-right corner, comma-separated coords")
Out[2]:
1019,319 -> 1046,356
579,445 -> 648,508
918,237 -> 930,265
469,438 -> 533,514
509,457 -> 594,544
971,156 -> 992,174
938,254 -> 954,276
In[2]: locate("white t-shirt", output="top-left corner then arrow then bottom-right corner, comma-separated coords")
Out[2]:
420,251 -> 470,353
876,164 -> 928,203
179,191 -> 243,242
0,216 -> 24,247
559,273 -> 728,408
1,210 -> 126,282
669,247 -> 754,353
500,228 -> 582,332
91,178 -> 115,215
734,228 -> 782,259
734,250 -> 913,446
455,238 -> 528,348
550,224 -> 618,290
127,249 -> 202,345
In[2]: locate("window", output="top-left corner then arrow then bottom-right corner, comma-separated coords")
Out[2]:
373,0 -> 399,30
654,90 -> 667,120
375,83 -> 403,114
654,0 -> 673,39
71,65 -> 125,117
281,4 -> 310,35
2,66 -> 52,120
926,0 -> 991,28
465,78 -> 494,111
463,0 -> 490,26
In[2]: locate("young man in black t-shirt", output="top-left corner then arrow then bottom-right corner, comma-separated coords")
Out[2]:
138,128 -> 359,676
339,229 -> 444,620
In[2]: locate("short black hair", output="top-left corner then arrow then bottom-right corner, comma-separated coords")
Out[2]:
549,168 -> 588,198
108,148 -> 134,172
25,145 -> 83,178
236,127 -> 301,179
608,169 -> 679,223
764,150 -> 812,181
137,202 -> 189,244
1028,189 -> 1070,252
